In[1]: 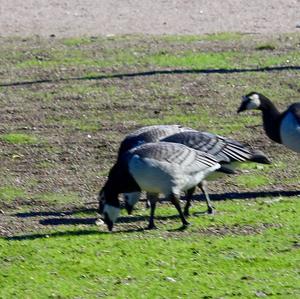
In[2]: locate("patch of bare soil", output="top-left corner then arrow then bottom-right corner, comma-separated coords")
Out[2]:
0,1 -> 299,37
0,35 -> 299,237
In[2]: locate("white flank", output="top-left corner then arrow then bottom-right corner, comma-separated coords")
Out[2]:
103,204 -> 120,223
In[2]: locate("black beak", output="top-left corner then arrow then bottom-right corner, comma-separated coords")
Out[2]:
237,96 -> 249,113
237,102 -> 246,113
103,213 -> 114,231
125,202 -> 134,215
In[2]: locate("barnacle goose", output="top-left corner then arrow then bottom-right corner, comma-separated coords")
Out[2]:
160,130 -> 270,215
120,126 -> 271,216
99,142 -> 231,231
238,92 -> 300,152
117,125 -> 197,211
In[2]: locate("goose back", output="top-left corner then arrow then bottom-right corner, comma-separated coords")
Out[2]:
118,125 -> 196,156
161,131 -> 269,164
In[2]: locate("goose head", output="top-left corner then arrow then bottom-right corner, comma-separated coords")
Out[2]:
98,188 -> 120,231
238,92 -> 262,113
102,203 -> 120,231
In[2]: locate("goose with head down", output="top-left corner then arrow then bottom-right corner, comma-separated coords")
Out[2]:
99,142 -> 231,231
160,130 -> 270,215
117,124 -> 197,212
121,128 -> 271,216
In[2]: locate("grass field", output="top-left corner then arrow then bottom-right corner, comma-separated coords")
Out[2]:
0,33 -> 300,298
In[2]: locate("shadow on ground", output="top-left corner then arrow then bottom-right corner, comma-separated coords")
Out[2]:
13,189 -> 300,218
6,189 -> 299,241
1,66 -> 300,87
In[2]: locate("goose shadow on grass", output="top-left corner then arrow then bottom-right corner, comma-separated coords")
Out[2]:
37,186 -> 300,227
14,208 -> 97,219
6,217 -> 184,241
1,66 -> 300,87
6,189 -> 300,241
13,189 -> 300,219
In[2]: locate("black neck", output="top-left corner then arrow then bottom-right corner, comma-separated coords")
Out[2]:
259,96 -> 282,143
103,161 -> 141,206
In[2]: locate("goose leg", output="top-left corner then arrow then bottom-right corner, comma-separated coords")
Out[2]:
145,192 -> 151,209
198,180 -> 214,214
169,193 -> 190,227
184,187 -> 196,216
147,193 -> 158,229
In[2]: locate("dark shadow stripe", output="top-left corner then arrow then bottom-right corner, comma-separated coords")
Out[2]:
39,217 -> 97,226
1,66 -> 299,87
14,208 -> 97,218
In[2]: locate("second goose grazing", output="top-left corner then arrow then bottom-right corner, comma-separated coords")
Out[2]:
99,142 -> 230,231
160,130 -> 271,215
123,129 -> 271,216
238,92 -> 300,153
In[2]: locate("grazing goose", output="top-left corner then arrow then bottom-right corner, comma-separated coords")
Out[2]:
123,129 -> 271,216
99,142 -> 231,231
118,125 -> 196,210
160,130 -> 271,215
238,92 -> 300,152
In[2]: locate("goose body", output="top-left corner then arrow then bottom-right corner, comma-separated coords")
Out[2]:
128,142 -> 221,195
118,124 -> 197,210
238,92 -> 300,153
121,127 -> 270,215
99,142 -> 225,231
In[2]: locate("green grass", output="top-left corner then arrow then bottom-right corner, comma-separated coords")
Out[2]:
0,186 -> 26,201
60,118 -> 101,132
0,133 -> 39,145
0,197 -> 299,298
235,174 -> 273,189
15,48 -> 139,69
255,43 -> 277,51
34,192 -> 81,204
161,32 -> 244,43
10,40 -> 300,72
62,37 -> 98,46
146,51 -> 238,69
1,33 -> 300,298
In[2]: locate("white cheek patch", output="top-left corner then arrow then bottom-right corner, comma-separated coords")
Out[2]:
246,94 -> 261,110
103,204 -> 120,223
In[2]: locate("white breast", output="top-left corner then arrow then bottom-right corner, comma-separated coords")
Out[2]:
280,112 -> 300,153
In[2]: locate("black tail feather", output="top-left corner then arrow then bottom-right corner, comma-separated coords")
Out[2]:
249,150 -> 271,164
217,165 -> 236,175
